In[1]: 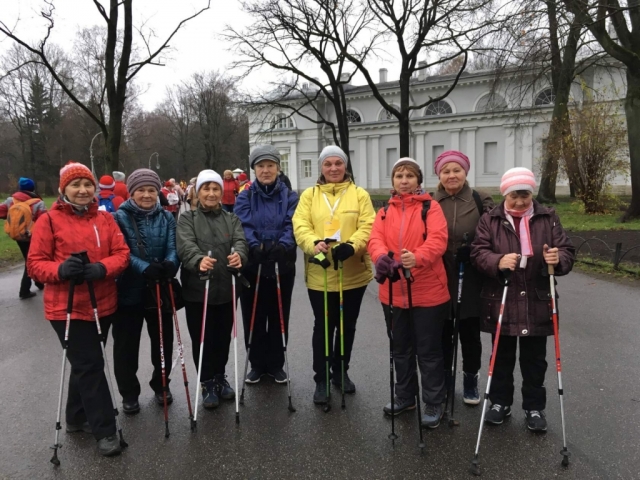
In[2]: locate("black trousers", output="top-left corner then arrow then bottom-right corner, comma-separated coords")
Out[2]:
18,241 -> 35,296
383,302 -> 449,405
240,271 -> 294,374
50,316 -> 115,441
489,335 -> 548,411
112,305 -> 174,401
308,286 -> 366,383
442,313 -> 482,375
184,300 -> 233,381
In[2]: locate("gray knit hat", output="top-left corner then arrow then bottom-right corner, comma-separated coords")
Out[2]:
250,144 -> 281,169
126,168 -> 162,194
112,171 -> 126,182
318,145 -> 348,170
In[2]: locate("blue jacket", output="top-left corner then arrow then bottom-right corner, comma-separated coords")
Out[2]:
113,199 -> 180,307
235,179 -> 298,277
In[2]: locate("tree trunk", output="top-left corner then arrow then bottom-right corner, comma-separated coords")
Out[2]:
624,69 -> 640,220
399,69 -> 411,157
537,141 -> 558,203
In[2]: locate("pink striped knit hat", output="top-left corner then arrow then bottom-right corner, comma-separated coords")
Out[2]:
500,167 -> 536,196
434,150 -> 470,176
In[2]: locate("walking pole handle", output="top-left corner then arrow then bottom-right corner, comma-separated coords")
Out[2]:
500,268 -> 512,285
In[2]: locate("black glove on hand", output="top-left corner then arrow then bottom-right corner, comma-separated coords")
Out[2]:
456,245 -> 471,264
250,246 -> 267,264
143,262 -> 165,281
83,263 -> 106,281
268,244 -> 287,263
332,243 -> 355,262
58,256 -> 84,280
161,260 -> 178,279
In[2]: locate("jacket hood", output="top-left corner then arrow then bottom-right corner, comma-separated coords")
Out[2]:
53,198 -> 98,216
251,177 -> 284,199
387,191 -> 433,207
120,198 -> 162,217
315,180 -> 353,195
12,191 -> 40,202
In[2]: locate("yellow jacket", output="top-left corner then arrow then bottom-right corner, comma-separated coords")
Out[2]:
293,181 -> 375,292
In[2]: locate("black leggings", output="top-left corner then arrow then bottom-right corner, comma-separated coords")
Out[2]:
442,314 -> 482,375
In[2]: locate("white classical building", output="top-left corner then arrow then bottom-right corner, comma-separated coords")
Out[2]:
248,63 -> 628,193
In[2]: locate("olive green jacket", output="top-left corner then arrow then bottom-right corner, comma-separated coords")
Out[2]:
177,206 -> 248,305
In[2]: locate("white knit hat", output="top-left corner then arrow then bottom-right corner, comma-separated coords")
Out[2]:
196,169 -> 224,193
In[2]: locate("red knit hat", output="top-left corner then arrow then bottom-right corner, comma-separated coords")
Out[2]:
59,161 -> 95,193
238,173 -> 248,181
164,180 -> 172,188
99,175 -> 115,190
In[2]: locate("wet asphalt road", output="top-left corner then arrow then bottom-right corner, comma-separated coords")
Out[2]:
0,255 -> 639,480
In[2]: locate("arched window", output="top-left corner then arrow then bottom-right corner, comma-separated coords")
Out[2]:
346,109 -> 362,123
534,88 -> 556,106
475,93 -> 508,112
378,107 -> 397,121
272,113 -> 294,130
424,100 -> 453,116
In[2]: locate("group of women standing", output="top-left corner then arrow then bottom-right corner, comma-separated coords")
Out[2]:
27,142 -> 574,458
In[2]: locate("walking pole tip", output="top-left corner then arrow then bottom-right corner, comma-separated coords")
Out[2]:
165,423 -> 170,438
236,412 -> 240,425
50,446 -> 61,466
288,399 -> 296,413
448,418 -> 460,427
470,456 -> 481,476
191,419 -> 197,432
561,448 -> 570,467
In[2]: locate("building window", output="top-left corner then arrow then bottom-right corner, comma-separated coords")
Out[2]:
475,93 -> 508,112
280,152 -> 290,176
386,148 -> 398,177
534,88 -> 555,106
424,101 -> 453,116
272,114 -> 293,129
346,109 -> 362,123
301,159 -> 312,178
432,145 -> 444,174
378,107 -> 396,121
483,142 -> 498,174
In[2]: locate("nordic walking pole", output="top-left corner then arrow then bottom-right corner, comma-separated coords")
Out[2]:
470,268 -> 512,476
323,266 -> 331,413
155,282 -> 170,438
230,247 -> 240,425
168,281 -> 194,423
50,277 -> 76,466
331,251 -> 346,410
192,250 -> 212,433
275,261 -> 296,413
240,245 -> 263,406
402,259 -> 425,453
386,251 -> 398,445
547,249 -> 571,467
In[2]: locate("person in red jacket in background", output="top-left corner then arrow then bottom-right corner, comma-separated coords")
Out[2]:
27,161 -> 130,457
0,177 -> 47,299
97,175 -> 124,212
112,171 -> 129,200
221,169 -> 239,213
161,180 -> 179,220
237,172 -> 251,193
367,157 -> 450,429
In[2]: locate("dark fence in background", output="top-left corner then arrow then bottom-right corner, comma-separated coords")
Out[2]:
569,236 -> 640,275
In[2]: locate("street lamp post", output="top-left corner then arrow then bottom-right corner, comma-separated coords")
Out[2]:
149,152 -> 160,170
89,131 -> 103,178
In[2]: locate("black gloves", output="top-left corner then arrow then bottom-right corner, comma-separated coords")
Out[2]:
250,246 -> 267,264
332,243 -> 355,262
161,260 -> 178,279
143,262 -> 165,281
83,263 -> 106,281
269,244 -> 287,263
456,245 -> 471,264
58,256 -> 84,280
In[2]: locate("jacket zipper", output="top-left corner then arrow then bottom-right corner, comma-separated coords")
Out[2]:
93,224 -> 101,248
397,197 -> 407,309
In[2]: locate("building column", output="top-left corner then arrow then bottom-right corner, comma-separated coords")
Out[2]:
503,125 -> 516,172
288,140 -> 298,191
358,136 -> 368,188
521,123 -> 535,171
449,129 -> 461,151
370,135 -> 381,189
414,132 -> 425,178
464,127 -> 477,187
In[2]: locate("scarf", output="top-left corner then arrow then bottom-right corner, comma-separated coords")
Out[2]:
505,205 -> 534,258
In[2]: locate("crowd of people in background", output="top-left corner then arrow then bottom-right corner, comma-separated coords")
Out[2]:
1,148 -> 574,460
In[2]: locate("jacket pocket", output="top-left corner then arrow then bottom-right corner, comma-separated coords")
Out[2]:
533,288 -> 554,330
480,289 -> 500,332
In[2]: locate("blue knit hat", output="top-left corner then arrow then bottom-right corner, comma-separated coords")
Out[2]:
18,177 -> 35,192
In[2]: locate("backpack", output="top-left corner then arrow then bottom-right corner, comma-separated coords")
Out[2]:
98,194 -> 116,212
166,192 -> 180,205
5,198 -> 40,241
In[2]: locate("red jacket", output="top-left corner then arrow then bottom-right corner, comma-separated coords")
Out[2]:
27,200 -> 130,321
368,192 -> 450,308
222,178 -> 239,205
161,187 -> 179,213
98,189 -> 124,211
113,181 -> 129,200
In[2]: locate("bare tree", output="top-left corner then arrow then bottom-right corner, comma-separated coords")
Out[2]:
158,85 -> 197,178
0,0 -> 210,173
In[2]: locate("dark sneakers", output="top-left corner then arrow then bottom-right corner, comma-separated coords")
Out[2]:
122,399 -> 140,415
269,369 -> 288,384
215,374 -> 235,400
383,396 -> 416,416
245,369 -> 264,384
421,403 -> 444,428
525,410 -> 548,432
201,380 -> 219,409
97,435 -> 121,457
313,381 -> 329,405
332,373 -> 356,394
485,404 -> 512,425
463,372 -> 480,405
19,291 -> 36,299
155,387 -> 173,406
66,421 -> 92,434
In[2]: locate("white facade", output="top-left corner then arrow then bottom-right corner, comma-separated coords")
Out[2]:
248,64 -> 628,193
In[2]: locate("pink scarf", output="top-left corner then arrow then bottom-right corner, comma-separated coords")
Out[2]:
505,205 -> 534,257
